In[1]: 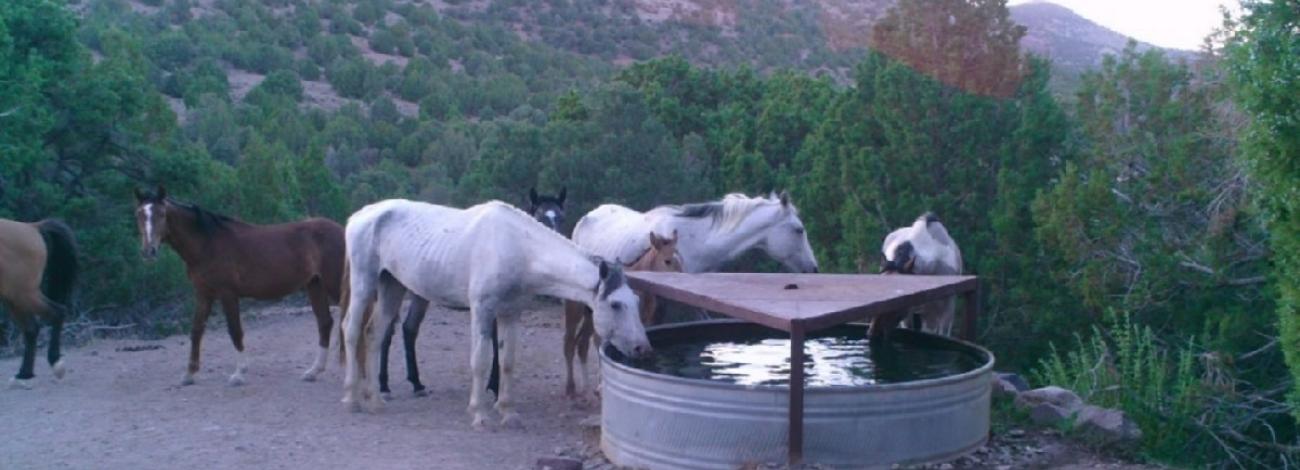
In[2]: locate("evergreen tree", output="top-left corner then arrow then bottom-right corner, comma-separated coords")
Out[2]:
1228,0 -> 1300,422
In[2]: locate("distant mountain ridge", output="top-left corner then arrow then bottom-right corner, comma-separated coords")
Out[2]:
1009,1 -> 1197,85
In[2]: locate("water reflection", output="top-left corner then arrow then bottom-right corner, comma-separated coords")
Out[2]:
624,329 -> 979,387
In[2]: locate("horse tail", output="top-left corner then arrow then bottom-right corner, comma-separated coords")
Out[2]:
338,255 -> 351,366
37,219 -> 79,318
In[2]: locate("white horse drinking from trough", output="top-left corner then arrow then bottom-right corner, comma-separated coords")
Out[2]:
339,199 -> 651,428
572,191 -> 819,275
880,212 -> 964,335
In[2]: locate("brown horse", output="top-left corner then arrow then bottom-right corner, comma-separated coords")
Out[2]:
133,186 -> 344,386
0,218 -> 78,388
563,230 -> 682,396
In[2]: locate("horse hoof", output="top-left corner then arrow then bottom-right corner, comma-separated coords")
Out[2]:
412,388 -> 430,398
500,413 -> 523,429
180,373 -> 196,386
471,415 -> 491,431
300,370 -> 319,382
52,360 -> 67,380
8,377 -> 34,390
343,399 -> 362,413
227,373 -> 247,387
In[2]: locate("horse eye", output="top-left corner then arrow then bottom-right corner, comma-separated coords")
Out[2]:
611,301 -> 624,312
794,227 -> 805,234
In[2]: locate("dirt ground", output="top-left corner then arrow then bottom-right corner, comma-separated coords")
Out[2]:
1,300 -> 596,470
1,300 -> 1160,470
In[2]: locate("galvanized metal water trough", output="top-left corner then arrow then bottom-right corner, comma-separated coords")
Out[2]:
603,272 -> 989,469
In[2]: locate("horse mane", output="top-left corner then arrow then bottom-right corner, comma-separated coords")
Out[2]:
670,193 -> 785,232
168,200 -> 240,237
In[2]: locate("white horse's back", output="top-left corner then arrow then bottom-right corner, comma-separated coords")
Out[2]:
572,204 -> 654,266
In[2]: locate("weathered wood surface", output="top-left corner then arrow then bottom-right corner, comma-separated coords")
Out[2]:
624,272 -> 978,333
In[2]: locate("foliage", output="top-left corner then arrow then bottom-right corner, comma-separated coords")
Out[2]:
1034,313 -> 1203,459
870,0 -> 1027,97
1227,0 -> 1300,425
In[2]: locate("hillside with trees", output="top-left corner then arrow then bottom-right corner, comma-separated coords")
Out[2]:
2,0 -> 1297,466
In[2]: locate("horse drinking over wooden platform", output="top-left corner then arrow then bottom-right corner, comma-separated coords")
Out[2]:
339,199 -> 650,428
563,229 -> 683,396
879,212 -> 964,336
572,192 -> 819,276
373,188 -> 568,397
0,218 -> 78,388
133,187 -> 345,386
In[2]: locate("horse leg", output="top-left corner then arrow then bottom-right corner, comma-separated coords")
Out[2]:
301,281 -> 333,382
182,296 -> 214,386
220,296 -> 248,386
378,312 -> 397,396
562,300 -> 582,397
486,321 -> 500,402
494,311 -> 522,428
467,304 -> 496,430
341,275 -> 378,411
576,307 -> 596,395
47,311 -> 66,379
9,317 -> 38,389
365,274 -> 405,411
401,295 -> 430,396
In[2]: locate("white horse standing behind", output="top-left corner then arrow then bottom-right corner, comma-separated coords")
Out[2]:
340,199 -> 650,428
880,212 -> 964,335
566,192 -> 818,394
572,191 -> 819,275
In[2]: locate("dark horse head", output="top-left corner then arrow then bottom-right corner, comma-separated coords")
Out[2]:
528,187 -> 566,233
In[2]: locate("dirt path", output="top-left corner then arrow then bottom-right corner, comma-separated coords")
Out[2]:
2,299 -> 1161,470
1,300 -> 595,470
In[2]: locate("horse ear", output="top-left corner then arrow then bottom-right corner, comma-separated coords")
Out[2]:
558,187 -> 566,205
779,190 -> 790,207
670,229 -> 679,242
134,187 -> 147,203
649,232 -> 663,250
156,185 -> 167,201
598,259 -> 610,281
528,187 -> 539,208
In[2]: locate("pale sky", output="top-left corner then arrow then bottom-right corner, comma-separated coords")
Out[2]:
1008,0 -> 1241,50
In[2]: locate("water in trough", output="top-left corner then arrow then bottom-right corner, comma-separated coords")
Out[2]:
611,324 -> 983,387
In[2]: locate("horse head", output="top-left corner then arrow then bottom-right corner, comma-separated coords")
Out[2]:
755,191 -> 819,274
528,187 -> 566,233
638,229 -> 684,274
133,185 -> 169,261
591,260 -> 651,359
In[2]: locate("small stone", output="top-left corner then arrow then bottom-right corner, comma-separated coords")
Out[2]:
1007,428 -> 1026,438
996,372 -> 1030,392
578,415 -> 601,429
1074,405 -> 1142,445
1029,402 -> 1074,426
1015,386 -> 1084,413
536,456 -> 582,470
992,378 -> 1021,399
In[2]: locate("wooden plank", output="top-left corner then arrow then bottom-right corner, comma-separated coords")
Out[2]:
625,275 -> 793,331
626,272 -> 978,333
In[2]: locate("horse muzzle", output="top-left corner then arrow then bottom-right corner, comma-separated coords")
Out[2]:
141,247 -> 159,261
